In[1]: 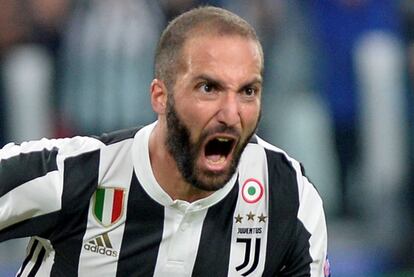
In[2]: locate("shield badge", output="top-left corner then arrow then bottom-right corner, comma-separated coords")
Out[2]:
93,187 -> 125,227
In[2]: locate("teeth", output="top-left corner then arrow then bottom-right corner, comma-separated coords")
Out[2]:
208,156 -> 226,164
217,138 -> 230,142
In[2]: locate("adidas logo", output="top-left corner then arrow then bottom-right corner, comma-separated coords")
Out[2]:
84,233 -> 118,257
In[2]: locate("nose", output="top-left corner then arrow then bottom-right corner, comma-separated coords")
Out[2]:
216,92 -> 241,127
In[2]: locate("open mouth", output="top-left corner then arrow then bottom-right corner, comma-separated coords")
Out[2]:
204,136 -> 236,164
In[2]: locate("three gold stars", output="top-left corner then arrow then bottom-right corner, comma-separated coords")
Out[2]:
234,212 -> 267,223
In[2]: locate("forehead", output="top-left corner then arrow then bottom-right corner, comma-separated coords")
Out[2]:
180,34 -> 263,80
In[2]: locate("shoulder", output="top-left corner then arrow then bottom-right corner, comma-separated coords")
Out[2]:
94,126 -> 142,146
56,126 -> 142,157
1,127 -> 142,161
0,135 -> 102,162
244,134 -> 304,178
244,135 -> 321,206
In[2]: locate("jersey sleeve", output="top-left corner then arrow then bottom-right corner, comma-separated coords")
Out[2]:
0,136 -> 101,242
255,135 -> 329,276
299,175 -> 328,277
282,174 -> 329,277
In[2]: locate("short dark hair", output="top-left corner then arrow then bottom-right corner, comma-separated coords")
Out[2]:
154,6 -> 264,91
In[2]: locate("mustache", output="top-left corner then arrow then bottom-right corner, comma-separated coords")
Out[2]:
200,125 -> 241,141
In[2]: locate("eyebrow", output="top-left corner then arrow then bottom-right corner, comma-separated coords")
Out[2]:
193,74 -> 223,89
192,74 -> 263,91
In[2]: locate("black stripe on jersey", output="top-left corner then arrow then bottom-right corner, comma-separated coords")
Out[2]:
28,246 -> 46,277
278,220 -> 312,276
262,149 -> 312,276
96,127 -> 141,146
191,180 -> 239,276
116,172 -> 164,276
17,240 -> 39,277
0,211 -> 60,242
49,150 -> 100,276
0,148 -> 58,197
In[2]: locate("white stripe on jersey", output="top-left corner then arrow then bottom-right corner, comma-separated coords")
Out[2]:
78,138 -> 134,276
228,143 -> 269,276
0,171 -> 61,230
154,205 -> 208,277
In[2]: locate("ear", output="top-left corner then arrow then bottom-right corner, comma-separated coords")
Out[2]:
150,79 -> 168,114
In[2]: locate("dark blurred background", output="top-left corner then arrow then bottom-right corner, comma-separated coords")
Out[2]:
1,0 -> 414,276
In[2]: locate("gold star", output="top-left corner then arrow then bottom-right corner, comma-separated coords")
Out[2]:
235,214 -> 243,223
246,211 -> 255,221
258,213 -> 267,223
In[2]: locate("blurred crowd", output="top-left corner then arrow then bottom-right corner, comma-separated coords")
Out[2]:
1,0 -> 414,276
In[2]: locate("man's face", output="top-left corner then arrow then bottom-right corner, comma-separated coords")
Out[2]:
165,34 -> 263,191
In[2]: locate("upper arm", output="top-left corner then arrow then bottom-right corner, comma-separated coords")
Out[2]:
279,175 -> 328,277
0,140 -> 64,238
296,175 -> 328,276
0,137 -> 101,241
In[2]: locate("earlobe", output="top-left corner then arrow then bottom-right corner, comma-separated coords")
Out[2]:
151,79 -> 167,114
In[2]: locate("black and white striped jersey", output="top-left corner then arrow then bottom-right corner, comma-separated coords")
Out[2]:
0,122 -> 328,276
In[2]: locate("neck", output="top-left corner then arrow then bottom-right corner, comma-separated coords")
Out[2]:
149,121 -> 213,202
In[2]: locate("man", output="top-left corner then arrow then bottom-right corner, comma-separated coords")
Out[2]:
0,6 -> 329,276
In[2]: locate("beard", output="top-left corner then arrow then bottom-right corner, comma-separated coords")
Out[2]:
165,96 -> 257,192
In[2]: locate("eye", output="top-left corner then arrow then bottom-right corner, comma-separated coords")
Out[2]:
242,87 -> 258,98
198,82 -> 216,94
